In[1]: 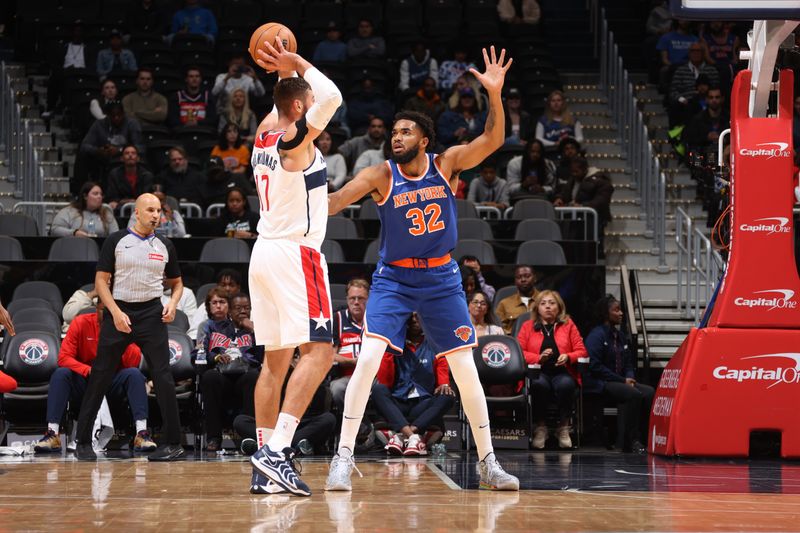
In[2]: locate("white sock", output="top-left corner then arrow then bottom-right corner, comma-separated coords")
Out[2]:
48,422 -> 59,434
267,413 -> 299,451
338,336 -> 388,455
135,420 -> 147,433
256,427 -> 273,448
447,348 -> 494,461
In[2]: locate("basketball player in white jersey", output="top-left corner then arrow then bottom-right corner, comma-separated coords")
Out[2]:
247,37 -> 342,497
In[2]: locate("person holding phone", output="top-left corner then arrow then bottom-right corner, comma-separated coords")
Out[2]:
212,54 -> 266,111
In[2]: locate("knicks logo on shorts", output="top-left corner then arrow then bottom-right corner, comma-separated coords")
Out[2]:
453,325 -> 473,342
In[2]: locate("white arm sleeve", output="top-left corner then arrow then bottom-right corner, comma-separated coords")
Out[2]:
304,67 -> 343,131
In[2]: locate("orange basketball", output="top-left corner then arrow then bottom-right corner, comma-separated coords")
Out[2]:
249,22 -> 297,71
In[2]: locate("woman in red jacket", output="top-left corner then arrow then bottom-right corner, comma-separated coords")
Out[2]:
517,290 -> 587,449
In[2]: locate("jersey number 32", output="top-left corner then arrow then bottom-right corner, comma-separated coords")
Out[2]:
406,204 -> 444,236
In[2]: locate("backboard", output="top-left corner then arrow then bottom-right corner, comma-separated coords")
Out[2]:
670,0 -> 800,20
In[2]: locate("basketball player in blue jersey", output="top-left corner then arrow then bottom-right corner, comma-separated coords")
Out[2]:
325,47 -> 519,491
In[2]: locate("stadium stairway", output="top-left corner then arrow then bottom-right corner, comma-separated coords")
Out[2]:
563,72 -> 702,371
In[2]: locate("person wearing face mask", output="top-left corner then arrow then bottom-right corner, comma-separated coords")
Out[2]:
584,295 -> 653,454
51,182 -> 118,237
517,290 -> 587,449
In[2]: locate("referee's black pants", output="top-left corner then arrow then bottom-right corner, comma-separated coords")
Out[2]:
76,299 -> 182,445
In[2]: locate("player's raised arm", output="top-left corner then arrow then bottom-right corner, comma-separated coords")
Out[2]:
328,163 -> 391,216
437,47 -> 513,176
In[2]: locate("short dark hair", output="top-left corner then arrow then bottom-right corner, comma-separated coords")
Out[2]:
137,67 -> 154,78
205,287 -> 231,316
571,156 -> 589,171
514,264 -> 534,275
595,294 -> 619,326
707,85 -> 723,94
458,255 -> 479,266
557,137 -> 582,154
104,101 -> 124,115
216,268 -> 242,287
273,77 -> 312,115
184,65 -> 202,77
393,110 -> 436,147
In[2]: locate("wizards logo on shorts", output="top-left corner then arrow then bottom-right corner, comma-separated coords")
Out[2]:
454,325 -> 473,342
19,339 -> 49,366
168,339 -> 183,365
482,342 -> 512,368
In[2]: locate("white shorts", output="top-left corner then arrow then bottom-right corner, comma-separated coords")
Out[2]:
248,238 -> 333,350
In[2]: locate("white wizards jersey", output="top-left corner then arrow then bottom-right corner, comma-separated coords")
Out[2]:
251,130 -> 328,249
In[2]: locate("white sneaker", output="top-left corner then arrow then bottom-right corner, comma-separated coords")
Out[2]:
478,453 -> 519,491
556,425 -> 572,449
403,434 -> 427,456
385,434 -> 405,455
325,451 -> 362,491
532,425 -> 548,449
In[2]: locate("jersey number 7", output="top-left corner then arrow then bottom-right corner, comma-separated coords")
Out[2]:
406,204 -> 444,236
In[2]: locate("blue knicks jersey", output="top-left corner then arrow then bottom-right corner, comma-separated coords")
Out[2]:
376,153 -> 458,263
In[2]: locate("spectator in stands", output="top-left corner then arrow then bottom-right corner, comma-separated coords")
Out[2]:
458,255 -> 496,301
168,66 -> 217,129
352,138 -> 391,179
668,43 -> 720,127
80,103 -> 144,184
585,295 -> 653,454
447,73 -> 487,112
168,0 -> 218,44
373,313 -> 455,456
217,187 -> 258,238
105,145 -> 155,210
504,88 -> 533,146
554,156 -> 613,255
403,76 -> 447,123
218,88 -> 258,145
518,290 -> 586,449
51,181 -> 118,237
125,0 -> 168,36
536,90 -> 584,148
468,291 -> 504,338
62,286 -> 97,333
33,302 -> 155,454
328,101 -> 352,138
162,274 -> 196,337
495,265 -> 538,334
44,21 -> 93,117
194,287 -> 230,345
196,291 -> 262,452
438,47 -> 475,93
201,157 -> 253,208
347,19 -> 385,59
89,80 -> 120,121
467,160 -> 509,211
330,278 -> 370,410
211,123 -> 250,175
498,0 -> 541,36
438,86 -> 488,146
399,42 -> 438,93
122,68 -> 168,127
794,95 -> 800,153
682,86 -> 730,153
316,131 -> 347,190
191,269 -> 242,339
313,21 -> 347,64
346,80 -> 393,139
157,146 -> 205,205
506,139 -> 556,198
212,55 -> 265,113
657,20 -> 699,70
554,137 -> 583,187
338,116 -> 386,171
96,29 -> 137,81
700,21 -> 740,78
460,265 -> 481,300
127,189 -> 187,238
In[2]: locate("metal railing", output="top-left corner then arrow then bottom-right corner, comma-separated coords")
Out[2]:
675,207 -> 725,323
12,201 -> 69,234
620,265 -> 651,382
595,10 -> 668,272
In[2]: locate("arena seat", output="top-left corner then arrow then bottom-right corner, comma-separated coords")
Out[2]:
357,198 -> 379,220
330,283 -> 347,300
363,240 -> 380,263
514,219 -> 563,241
169,309 -> 190,334
11,308 -> 62,335
453,239 -> 496,265
326,217 -> 359,240
512,312 -> 532,337
0,213 -> 39,236
48,236 -> 100,261
516,240 -> 566,266
455,199 -> 479,219
509,199 -> 556,220
492,285 -> 517,309
199,238 -> 251,263
12,281 -> 64,315
7,298 -> 52,317
321,240 -> 346,263
0,235 -> 24,260
2,330 -> 61,401
195,283 -> 216,307
457,218 -> 493,241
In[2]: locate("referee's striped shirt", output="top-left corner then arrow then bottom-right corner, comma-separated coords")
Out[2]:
97,229 -> 181,303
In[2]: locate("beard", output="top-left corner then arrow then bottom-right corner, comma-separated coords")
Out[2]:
391,145 -> 420,165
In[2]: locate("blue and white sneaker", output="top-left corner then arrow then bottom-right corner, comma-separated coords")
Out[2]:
250,444 -> 311,497
250,469 -> 287,494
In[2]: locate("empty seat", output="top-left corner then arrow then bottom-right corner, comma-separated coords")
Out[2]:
512,311 -> 531,337
363,240 -> 381,263
453,239 -> 496,265
326,217 -> 359,240
7,298 -> 52,317
48,236 -> 100,261
330,283 -> 347,300
199,238 -> 251,263
357,198 -> 379,220
514,219 -> 563,241
321,240 -> 346,263
509,199 -> 556,220
457,218 -> 493,240
195,282 -> 216,307
456,199 -> 479,219
12,308 -> 62,334
0,235 -> 24,260
516,240 -> 566,266
12,281 -> 63,315
0,213 -> 38,236
2,330 -> 61,401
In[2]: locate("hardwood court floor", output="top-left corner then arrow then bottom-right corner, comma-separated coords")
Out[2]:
1,452 -> 799,531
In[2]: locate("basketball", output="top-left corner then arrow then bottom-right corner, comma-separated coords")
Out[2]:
249,22 -> 297,71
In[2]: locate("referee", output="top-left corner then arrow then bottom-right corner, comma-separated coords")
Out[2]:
74,193 -> 185,461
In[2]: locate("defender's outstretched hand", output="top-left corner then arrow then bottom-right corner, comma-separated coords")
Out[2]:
469,46 -> 513,95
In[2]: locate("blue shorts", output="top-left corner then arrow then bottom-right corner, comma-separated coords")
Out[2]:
364,260 -> 477,356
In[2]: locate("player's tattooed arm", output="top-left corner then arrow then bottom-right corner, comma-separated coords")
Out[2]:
328,163 -> 391,215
